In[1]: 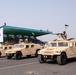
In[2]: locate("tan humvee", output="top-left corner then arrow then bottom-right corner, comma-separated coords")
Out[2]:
0,45 -> 13,57
5,42 -> 42,60
38,32 -> 76,65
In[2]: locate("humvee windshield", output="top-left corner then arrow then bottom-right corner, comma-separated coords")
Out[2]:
50,43 -> 57,47
14,44 -> 24,48
58,42 -> 68,47
50,42 -> 68,47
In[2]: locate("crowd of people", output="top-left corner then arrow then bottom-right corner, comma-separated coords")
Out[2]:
3,37 -> 45,46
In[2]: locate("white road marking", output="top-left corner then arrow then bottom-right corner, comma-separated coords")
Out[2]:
0,62 -> 38,71
26,71 -> 41,75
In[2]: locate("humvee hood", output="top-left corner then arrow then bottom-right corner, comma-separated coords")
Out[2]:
46,47 -> 67,51
13,48 -> 23,50
11,48 -> 24,52
39,47 -> 68,55
6,48 -> 23,53
5,49 -> 13,53
41,47 -> 67,51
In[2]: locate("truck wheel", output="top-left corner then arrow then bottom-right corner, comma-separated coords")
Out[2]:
0,53 -> 1,57
6,56 -> 12,59
57,53 -> 67,65
14,52 -> 22,60
35,50 -> 39,57
38,55 -> 46,63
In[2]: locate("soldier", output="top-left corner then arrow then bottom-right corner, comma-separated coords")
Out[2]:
61,31 -> 67,39
19,39 -> 23,43
25,38 -> 29,43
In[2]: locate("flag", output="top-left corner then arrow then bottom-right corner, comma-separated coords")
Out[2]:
0,27 -> 3,42
65,24 -> 69,27
65,24 -> 69,29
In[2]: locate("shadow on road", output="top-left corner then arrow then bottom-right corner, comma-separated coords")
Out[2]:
46,60 -> 57,64
45,58 -> 76,65
67,58 -> 76,64
12,56 -> 37,60
0,56 -> 6,58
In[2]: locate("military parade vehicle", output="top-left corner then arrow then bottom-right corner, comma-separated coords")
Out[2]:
0,45 -> 13,57
5,42 -> 42,60
38,31 -> 76,65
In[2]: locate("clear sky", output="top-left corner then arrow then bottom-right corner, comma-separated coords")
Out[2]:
0,0 -> 76,41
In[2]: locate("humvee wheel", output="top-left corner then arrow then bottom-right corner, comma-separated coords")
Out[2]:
35,50 -> 40,57
38,55 -> 46,63
57,53 -> 67,65
6,56 -> 12,59
14,52 -> 22,60
0,53 -> 1,57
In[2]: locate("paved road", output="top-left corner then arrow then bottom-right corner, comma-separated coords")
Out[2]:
0,56 -> 76,75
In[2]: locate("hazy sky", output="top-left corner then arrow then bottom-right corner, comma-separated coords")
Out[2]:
0,0 -> 76,41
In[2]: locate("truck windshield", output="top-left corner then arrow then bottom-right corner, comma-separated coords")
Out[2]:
14,45 -> 24,48
58,42 -> 68,47
19,45 -> 24,48
50,43 -> 57,47
14,45 -> 18,48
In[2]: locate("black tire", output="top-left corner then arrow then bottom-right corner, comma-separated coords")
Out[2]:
14,52 -> 22,60
26,55 -> 31,58
38,55 -> 46,63
35,50 -> 39,57
57,53 -> 67,65
6,56 -> 12,59
0,53 -> 1,57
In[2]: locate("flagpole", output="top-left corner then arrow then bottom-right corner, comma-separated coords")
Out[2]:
65,24 -> 69,32
64,24 -> 69,38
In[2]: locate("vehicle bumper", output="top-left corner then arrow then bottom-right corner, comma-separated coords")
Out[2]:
6,53 -> 14,57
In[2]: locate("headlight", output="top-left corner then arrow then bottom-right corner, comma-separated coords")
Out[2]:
55,51 -> 61,53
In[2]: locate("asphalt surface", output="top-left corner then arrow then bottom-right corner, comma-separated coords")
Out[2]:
0,56 -> 76,75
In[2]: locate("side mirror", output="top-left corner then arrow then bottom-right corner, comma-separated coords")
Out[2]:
69,43 -> 73,47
